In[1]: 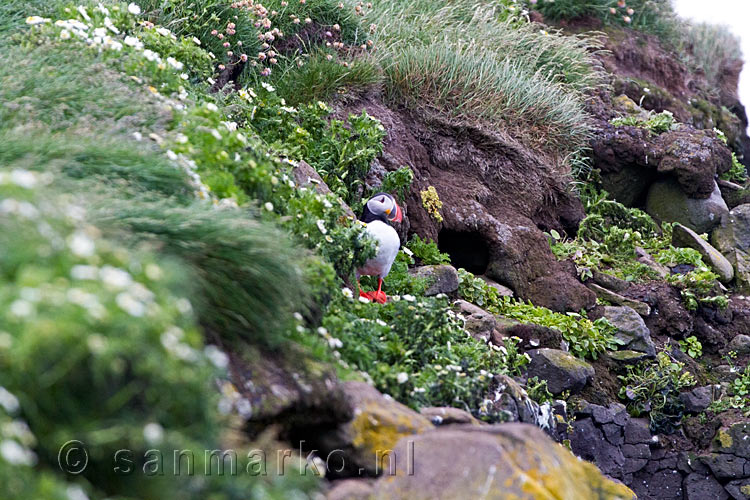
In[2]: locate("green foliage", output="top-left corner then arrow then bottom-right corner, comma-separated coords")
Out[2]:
322,293 -> 526,421
656,246 -> 727,311
378,166 -> 414,205
618,351 -> 696,433
406,235 -> 451,266
707,353 -> 750,416
716,129 -> 748,183
611,110 -> 677,135
526,376 -> 554,405
678,336 -> 703,359
682,23 -> 743,93
457,269 -> 621,359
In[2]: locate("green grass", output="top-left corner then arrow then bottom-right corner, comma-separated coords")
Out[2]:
681,22 -> 743,91
368,0 -> 605,156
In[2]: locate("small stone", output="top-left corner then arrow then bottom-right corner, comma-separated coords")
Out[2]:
624,418 -> 652,444
726,334 -> 750,355
453,300 -> 495,342
683,473 -> 729,500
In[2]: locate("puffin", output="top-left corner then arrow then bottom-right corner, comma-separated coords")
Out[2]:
357,192 -> 403,304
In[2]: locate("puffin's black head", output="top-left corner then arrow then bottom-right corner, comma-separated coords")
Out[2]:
361,192 -> 403,224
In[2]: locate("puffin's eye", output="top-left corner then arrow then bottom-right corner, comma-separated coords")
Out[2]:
379,197 -> 385,203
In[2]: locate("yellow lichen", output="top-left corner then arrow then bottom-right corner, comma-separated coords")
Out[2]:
717,428 -> 733,449
350,401 -> 430,458
420,186 -> 443,223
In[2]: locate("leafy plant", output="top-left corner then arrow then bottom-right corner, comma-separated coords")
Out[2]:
611,110 -> 676,135
678,336 -> 703,359
618,351 -> 696,433
379,166 -> 414,204
407,234 -> 451,266
457,269 -> 621,359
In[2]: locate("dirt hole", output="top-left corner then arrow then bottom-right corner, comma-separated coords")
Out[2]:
438,229 -> 489,275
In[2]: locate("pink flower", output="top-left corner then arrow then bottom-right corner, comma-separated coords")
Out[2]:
211,29 -> 218,36
623,15 -> 631,23
223,42 -> 230,47
240,53 -> 248,62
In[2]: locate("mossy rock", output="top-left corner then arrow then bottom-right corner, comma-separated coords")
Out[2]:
371,424 -> 636,499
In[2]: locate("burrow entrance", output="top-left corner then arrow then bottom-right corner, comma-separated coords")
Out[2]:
438,229 -> 489,275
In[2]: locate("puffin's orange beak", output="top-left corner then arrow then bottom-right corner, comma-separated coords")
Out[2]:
388,203 -> 403,223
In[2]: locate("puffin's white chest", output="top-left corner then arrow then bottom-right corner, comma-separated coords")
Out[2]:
358,221 -> 400,278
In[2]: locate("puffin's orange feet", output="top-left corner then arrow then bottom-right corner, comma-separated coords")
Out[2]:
371,290 -> 387,304
359,289 -> 371,300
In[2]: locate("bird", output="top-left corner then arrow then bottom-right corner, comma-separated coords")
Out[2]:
357,192 -> 403,304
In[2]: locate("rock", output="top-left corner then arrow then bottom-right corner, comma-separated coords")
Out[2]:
726,334 -> 750,355
327,479 -> 374,500
496,322 -> 564,351
592,270 -> 631,293
712,423 -> 750,458
487,374 -> 556,435
725,478 -> 750,500
679,386 -> 715,414
672,223 -> 734,283
453,300 -> 495,342
569,417 -> 626,479
588,283 -> 651,316
624,418 -> 652,445
635,246 -> 670,278
713,205 -> 750,292
293,160 -> 355,218
592,122 -> 732,205
526,349 -> 595,395
683,473 -> 729,500
370,424 -> 636,499
478,275 -> 514,296
314,381 -> 434,476
607,350 -> 651,364
408,265 -> 459,296
646,179 -> 728,234
419,407 -> 484,427
602,305 -> 656,357
700,453 -> 748,480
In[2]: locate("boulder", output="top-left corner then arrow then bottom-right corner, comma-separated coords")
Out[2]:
712,423 -> 750,459
679,386 -> 715,414
315,381 -> 434,476
672,223 -> 734,283
646,179 -> 728,234
453,300 -> 495,342
526,349 -> 595,395
370,424 -> 636,499
635,246 -> 670,278
726,334 -> 750,355
588,283 -> 651,316
602,305 -> 656,357
592,270 -> 631,293
607,350 -> 651,364
419,407 -> 484,427
409,265 -> 459,296
713,205 -> 750,292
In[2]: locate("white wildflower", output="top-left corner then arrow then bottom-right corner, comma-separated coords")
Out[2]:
206,103 -> 218,112
60,29 -> 71,40
142,49 -> 160,62
358,296 -> 371,303
155,27 -> 171,37
10,169 -> 37,189
77,6 -> 91,21
264,202 -> 274,212
192,36 -> 201,45
25,16 -> 50,25
116,292 -> 145,317
0,387 -> 20,413
0,440 -> 36,466
402,294 -> 416,302
397,372 -> 409,384
127,2 -> 142,15
166,57 -> 183,70
71,265 -> 98,280
68,231 -> 95,257
123,35 -> 143,49
143,423 -> 164,444
261,82 -> 275,92
104,17 -> 120,34
342,288 -> 353,299
316,219 -> 327,234
204,345 -> 229,369
99,266 -> 133,289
